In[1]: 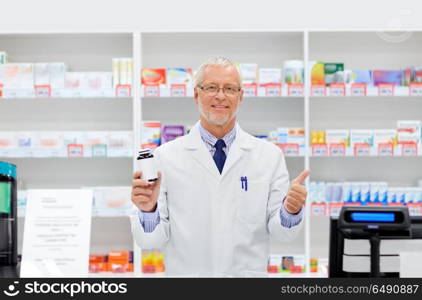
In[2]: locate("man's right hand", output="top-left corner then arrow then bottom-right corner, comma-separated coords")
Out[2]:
131,171 -> 161,212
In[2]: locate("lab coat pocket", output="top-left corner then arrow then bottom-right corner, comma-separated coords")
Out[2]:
236,180 -> 269,224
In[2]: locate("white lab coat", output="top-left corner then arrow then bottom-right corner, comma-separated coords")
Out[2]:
130,122 -> 303,277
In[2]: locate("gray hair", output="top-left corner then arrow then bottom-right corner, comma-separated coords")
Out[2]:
193,57 -> 243,87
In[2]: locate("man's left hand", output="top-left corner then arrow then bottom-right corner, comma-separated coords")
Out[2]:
284,170 -> 310,214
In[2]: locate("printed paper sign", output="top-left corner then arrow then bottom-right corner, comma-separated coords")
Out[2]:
20,189 -> 93,277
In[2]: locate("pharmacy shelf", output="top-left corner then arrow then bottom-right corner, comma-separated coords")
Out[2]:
142,96 -> 304,138
309,31 -> 422,70
308,148 -> 422,157
141,95 -> 304,100
310,100 -> 422,133
141,31 -> 303,68
0,33 -> 137,273
0,96 -> 131,100
4,157 -> 132,189
309,156 -> 422,185
307,29 -> 422,270
0,98 -> 132,131
141,85 -> 422,98
140,85 -> 305,98
0,89 -> 130,99
309,154 -> 422,157
310,86 -> 422,97
0,33 -> 132,71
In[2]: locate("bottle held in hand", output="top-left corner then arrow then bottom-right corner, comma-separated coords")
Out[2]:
137,149 -> 158,182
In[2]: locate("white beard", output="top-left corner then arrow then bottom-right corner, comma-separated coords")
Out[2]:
198,101 -> 237,126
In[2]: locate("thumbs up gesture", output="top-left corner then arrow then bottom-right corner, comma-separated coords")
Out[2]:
284,170 -> 310,214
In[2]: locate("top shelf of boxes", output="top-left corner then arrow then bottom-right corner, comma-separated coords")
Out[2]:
309,63 -> 422,97
0,54 -> 133,99
140,64 -> 422,98
2,57 -> 422,99
1,31 -> 422,99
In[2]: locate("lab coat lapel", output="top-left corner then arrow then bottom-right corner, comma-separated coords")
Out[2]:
184,122 -> 221,180
221,126 -> 254,178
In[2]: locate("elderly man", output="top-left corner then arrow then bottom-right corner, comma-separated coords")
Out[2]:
130,57 -> 309,277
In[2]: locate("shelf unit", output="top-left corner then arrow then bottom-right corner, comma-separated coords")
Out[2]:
2,29 -> 422,277
0,33 -> 135,263
308,30 -> 422,265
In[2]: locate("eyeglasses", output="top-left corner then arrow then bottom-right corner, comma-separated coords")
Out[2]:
197,84 -> 241,97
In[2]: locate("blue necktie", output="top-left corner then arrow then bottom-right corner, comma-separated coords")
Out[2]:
213,139 -> 226,174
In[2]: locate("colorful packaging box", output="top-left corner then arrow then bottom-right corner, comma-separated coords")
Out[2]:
49,63 -> 67,89
287,128 -> 305,145
3,63 -> 34,89
414,67 -> 422,83
141,69 -> 166,85
167,68 -> 192,86
310,258 -> 318,273
281,256 -> 294,272
161,125 -> 185,144
275,128 -> 305,146
82,131 -> 109,157
267,255 -> 282,273
310,130 -> 326,145
402,67 -> 414,86
350,129 -> 374,147
34,63 -> 50,86
112,58 -> 120,88
107,131 -> 133,157
141,121 -> 161,149
108,250 -> 133,273
258,68 -> 282,85
309,61 -> 325,85
283,60 -> 304,84
325,129 -> 349,146
93,186 -> 132,216
324,63 -> 344,86
397,120 -> 421,144
373,129 -> 397,146
397,120 -> 421,134
0,52 -> 7,64
346,70 -> 372,85
372,70 -> 402,86
81,72 -> 113,89
142,250 -> 165,273
15,132 -> 34,157
397,131 -> 420,144
120,58 -> 129,86
65,72 -> 83,89
239,63 -> 258,84
89,255 -> 108,273
34,132 -> 63,157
